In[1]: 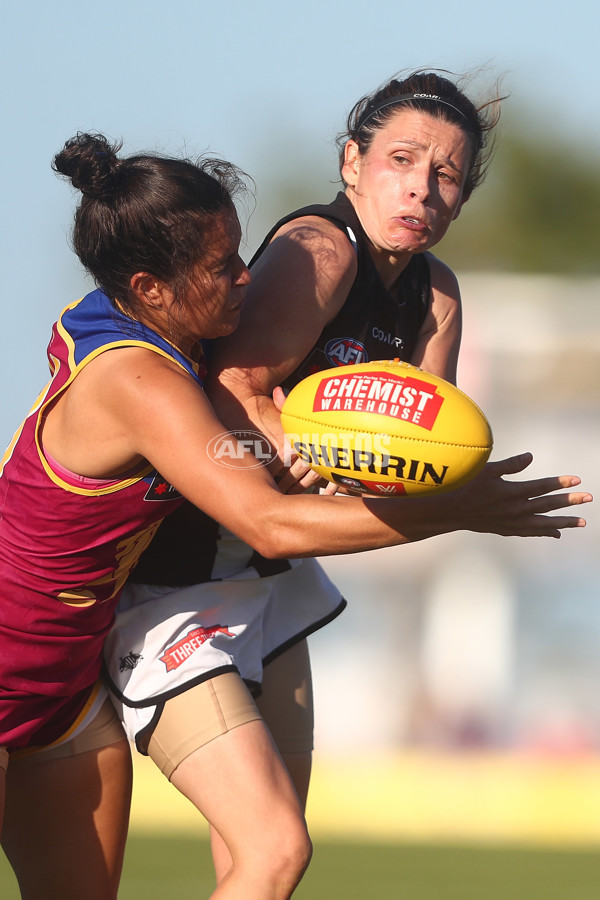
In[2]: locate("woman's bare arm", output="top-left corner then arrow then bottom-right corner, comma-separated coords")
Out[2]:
43,346 -> 591,562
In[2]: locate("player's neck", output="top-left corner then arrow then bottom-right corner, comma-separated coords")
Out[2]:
368,244 -> 413,290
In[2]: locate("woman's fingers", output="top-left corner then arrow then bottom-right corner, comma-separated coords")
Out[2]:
275,457 -> 326,494
524,491 -> 592,516
483,452 -> 534,477
508,475 -> 585,501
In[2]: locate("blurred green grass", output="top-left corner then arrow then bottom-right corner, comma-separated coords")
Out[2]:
3,835 -> 600,899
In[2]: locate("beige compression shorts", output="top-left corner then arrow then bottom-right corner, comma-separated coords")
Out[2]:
5,695 -> 126,770
147,639 -> 314,781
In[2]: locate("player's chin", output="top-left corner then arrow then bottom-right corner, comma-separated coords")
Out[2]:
388,231 -> 431,254
215,309 -> 243,337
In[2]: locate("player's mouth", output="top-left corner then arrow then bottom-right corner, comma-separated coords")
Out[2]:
230,289 -> 247,313
398,216 -> 428,232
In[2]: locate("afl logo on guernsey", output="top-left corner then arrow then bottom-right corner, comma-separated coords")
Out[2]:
324,337 -> 368,367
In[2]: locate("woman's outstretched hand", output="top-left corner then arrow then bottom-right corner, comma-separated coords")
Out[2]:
451,452 -> 592,538
273,380 -> 592,538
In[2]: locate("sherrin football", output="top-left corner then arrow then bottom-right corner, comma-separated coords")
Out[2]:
280,360 -> 493,496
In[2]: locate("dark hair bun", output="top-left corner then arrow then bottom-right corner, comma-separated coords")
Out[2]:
52,132 -> 122,200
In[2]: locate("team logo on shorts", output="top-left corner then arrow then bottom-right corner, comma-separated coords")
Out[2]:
324,337 -> 368,367
119,651 -> 143,672
160,624 -> 236,672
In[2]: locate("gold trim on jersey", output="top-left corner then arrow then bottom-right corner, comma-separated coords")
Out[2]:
8,680 -> 105,760
34,339 -> 191,496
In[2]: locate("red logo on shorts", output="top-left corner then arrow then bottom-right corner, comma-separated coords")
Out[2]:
159,625 -> 235,672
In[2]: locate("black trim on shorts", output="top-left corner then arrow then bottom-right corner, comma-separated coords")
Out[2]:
134,702 -> 166,756
255,596 -> 348,695
104,595 -> 347,746
102,662 -> 239,709
131,670 -> 263,755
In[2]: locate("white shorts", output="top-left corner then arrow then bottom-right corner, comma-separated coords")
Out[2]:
103,558 -> 345,751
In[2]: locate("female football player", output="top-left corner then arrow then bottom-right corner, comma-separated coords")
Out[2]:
103,70 -> 592,895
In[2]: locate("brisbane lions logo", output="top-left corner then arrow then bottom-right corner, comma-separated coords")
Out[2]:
324,337 -> 368,367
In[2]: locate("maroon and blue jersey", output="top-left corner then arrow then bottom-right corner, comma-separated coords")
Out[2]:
0,288 -> 204,749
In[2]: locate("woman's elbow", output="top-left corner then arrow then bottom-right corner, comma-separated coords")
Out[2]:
249,533 -> 295,560
242,522 -> 301,560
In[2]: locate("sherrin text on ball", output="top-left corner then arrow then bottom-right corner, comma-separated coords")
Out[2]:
281,360 -> 493,496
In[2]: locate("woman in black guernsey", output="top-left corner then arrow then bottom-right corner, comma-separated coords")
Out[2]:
106,70 -> 590,896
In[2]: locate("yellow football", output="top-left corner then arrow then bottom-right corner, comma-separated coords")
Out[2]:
280,360 -> 493,496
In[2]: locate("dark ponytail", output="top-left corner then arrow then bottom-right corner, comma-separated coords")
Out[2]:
53,132 -> 123,201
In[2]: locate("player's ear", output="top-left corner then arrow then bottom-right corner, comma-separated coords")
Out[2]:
341,140 -> 360,187
129,273 -> 172,310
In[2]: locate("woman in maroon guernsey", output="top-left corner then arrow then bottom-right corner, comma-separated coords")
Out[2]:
0,129 -> 591,900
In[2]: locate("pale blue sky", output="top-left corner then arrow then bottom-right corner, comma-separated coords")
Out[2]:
1,0 -> 598,449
